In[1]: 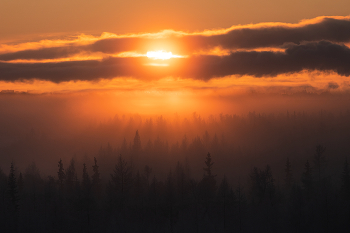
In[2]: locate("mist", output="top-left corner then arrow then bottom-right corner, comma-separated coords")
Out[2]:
1,90 -> 350,176
2,89 -> 350,232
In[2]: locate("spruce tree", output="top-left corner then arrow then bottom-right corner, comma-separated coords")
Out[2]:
111,155 -> 132,196
7,163 -> 19,233
66,158 -> 77,193
133,130 -> 141,152
144,165 -> 152,187
285,157 -> 293,190
313,144 -> 326,182
17,172 -> 23,195
82,163 -> 91,192
218,175 -> 230,230
57,159 -> 65,189
200,153 -> 216,202
301,160 -> 313,199
92,157 -> 101,197
204,152 -> 214,177
82,163 -> 92,226
341,159 -> 350,200
8,162 -> 19,212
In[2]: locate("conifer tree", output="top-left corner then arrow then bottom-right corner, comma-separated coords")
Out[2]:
218,175 -> 230,230
0,167 -> 7,213
341,158 -> 350,200
301,160 -> 313,199
111,155 -> 132,196
133,130 -> 141,152
204,152 -> 214,177
57,158 -> 65,189
133,170 -> 145,204
165,171 -> 175,233
121,138 -> 128,155
82,163 -> 92,226
285,157 -> 293,190
66,158 -> 77,193
175,162 -> 186,202
144,165 -> 152,187
236,182 -> 246,232
8,162 -> 19,212
200,153 -> 216,201
17,172 -> 23,195
7,162 -> 19,232
92,157 -> 100,186
150,175 -> 158,215
249,165 -> 275,204
82,163 -> 91,192
314,145 -> 326,182
264,165 -> 275,204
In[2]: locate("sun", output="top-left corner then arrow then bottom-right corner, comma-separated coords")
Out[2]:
146,50 -> 175,60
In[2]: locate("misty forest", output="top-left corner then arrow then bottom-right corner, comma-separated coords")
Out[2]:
1,109 -> 350,233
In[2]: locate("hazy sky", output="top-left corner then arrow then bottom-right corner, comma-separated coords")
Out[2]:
1,0 -> 349,40
2,1 -> 350,177
1,1 -> 350,117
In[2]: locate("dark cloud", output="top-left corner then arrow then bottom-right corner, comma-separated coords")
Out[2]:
0,46 -> 83,61
0,38 -> 145,61
179,41 -> 350,79
182,17 -> 350,51
1,17 -> 350,61
1,41 -> 349,82
0,57 -> 143,82
328,82 -> 339,89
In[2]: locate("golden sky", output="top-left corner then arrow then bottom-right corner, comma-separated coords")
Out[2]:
1,2 -> 350,116
1,0 -> 349,39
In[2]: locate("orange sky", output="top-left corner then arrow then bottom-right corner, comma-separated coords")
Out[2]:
1,0 -> 349,40
1,4 -> 350,116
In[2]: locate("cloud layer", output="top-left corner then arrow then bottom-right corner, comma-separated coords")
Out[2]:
1,16 -> 350,82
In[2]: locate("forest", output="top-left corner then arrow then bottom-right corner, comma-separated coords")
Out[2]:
1,110 -> 350,232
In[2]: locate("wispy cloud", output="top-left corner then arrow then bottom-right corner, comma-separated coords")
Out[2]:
1,41 -> 350,82
1,16 -> 350,82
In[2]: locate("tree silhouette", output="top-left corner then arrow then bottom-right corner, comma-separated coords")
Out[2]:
341,159 -> 350,200
133,130 -> 142,153
121,138 -> 128,156
57,159 -> 65,190
301,160 -> 313,200
165,171 -> 176,233
8,162 -> 19,211
111,155 -> 132,196
149,175 -> 158,215
284,157 -> 293,191
17,172 -> 23,195
203,152 -> 214,177
313,145 -> 326,182
92,157 -> 101,197
218,175 -> 235,230
199,153 -> 216,203
175,162 -> 187,203
82,163 -> 92,226
65,158 -> 77,194
144,165 -> 152,187
133,170 -> 144,202
82,163 -> 91,192
249,165 -> 275,205
236,182 -> 246,232
24,162 -> 42,211
7,162 -> 19,232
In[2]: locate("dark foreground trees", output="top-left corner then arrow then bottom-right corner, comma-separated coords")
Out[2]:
1,143 -> 350,233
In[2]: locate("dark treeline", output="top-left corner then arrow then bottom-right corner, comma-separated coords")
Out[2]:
1,111 -> 350,232
2,110 -> 350,178
1,143 -> 350,232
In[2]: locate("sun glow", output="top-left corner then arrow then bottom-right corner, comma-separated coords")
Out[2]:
146,50 -> 182,60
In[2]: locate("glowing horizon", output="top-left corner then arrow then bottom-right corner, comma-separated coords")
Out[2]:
1,15 -> 350,116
